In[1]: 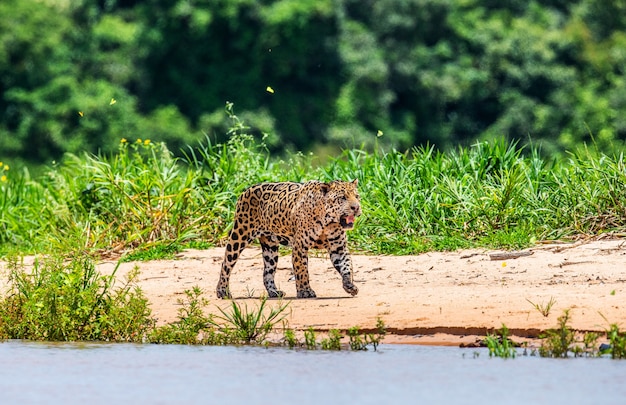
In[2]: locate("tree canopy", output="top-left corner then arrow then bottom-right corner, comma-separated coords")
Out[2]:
1,0 -> 626,164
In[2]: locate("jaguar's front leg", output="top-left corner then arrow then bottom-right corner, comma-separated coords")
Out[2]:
330,249 -> 359,296
327,229 -> 358,296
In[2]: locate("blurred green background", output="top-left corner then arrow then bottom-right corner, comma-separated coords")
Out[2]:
2,0 -> 626,166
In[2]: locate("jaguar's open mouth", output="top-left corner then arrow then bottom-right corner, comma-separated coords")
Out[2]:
340,214 -> 355,229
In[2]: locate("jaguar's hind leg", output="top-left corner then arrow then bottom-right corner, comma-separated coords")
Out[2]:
259,235 -> 284,298
216,227 -> 252,299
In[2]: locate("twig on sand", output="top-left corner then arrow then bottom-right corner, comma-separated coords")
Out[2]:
489,251 -> 533,261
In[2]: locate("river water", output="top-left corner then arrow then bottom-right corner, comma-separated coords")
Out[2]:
1,340 -> 625,404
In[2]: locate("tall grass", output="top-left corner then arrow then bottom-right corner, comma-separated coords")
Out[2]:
3,120 -> 626,256
323,141 -> 553,252
327,140 -> 626,252
47,139 -> 233,253
0,168 -> 55,250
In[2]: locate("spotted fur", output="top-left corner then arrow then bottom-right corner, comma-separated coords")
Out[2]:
216,180 -> 361,299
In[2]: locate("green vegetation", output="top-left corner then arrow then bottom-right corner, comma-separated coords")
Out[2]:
0,255 -> 152,342
282,325 -> 299,349
148,288 -> 292,346
2,54 -> 626,349
347,318 -> 387,351
2,0 -> 626,167
5,0 -> 625,349
484,313 -> 626,359
1,209 -> 393,349
210,296 -> 290,345
5,128 -> 626,257
147,287 -> 227,345
282,318 -> 386,351
320,329 -> 343,351
605,324 -> 626,359
119,242 -> 185,263
539,310 -> 579,358
485,324 -> 517,358
0,255 -> 384,348
526,297 -> 557,318
304,327 -> 318,350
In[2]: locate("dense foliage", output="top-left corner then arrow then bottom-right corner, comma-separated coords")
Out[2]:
0,256 -> 153,341
2,0 -> 626,165
3,128 -> 626,257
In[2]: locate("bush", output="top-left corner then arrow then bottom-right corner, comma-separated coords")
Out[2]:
0,255 -> 153,342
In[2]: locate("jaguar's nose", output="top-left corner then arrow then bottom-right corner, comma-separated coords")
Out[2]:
351,203 -> 361,215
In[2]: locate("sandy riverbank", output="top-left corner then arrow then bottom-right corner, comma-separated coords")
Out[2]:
93,238 -> 625,345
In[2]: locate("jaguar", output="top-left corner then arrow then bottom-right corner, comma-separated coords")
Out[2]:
216,179 -> 361,299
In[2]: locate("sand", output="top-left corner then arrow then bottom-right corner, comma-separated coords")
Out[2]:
2,239 -> 624,345
92,238 -> 626,345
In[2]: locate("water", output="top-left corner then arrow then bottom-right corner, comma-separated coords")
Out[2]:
1,341 -> 625,405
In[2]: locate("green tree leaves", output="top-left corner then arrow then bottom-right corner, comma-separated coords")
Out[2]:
2,0 -> 626,164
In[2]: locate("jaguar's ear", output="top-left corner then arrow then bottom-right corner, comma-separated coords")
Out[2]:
351,179 -> 358,186
320,182 -> 330,195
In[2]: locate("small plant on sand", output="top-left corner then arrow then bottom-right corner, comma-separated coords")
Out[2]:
148,287 -> 230,345
485,324 -> 517,358
210,296 -> 290,344
304,327 -> 317,350
347,318 -> 387,351
282,324 -> 298,349
604,322 -> 626,359
347,327 -> 367,350
244,286 -> 256,299
526,297 -> 556,317
294,319 -> 386,351
320,329 -> 343,350
539,309 -> 576,357
582,332 -> 600,357
536,310 -> 626,358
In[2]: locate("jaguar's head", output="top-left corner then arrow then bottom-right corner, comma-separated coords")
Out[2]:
321,179 -> 361,229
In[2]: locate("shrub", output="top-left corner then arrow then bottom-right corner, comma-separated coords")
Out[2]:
0,255 -> 153,342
